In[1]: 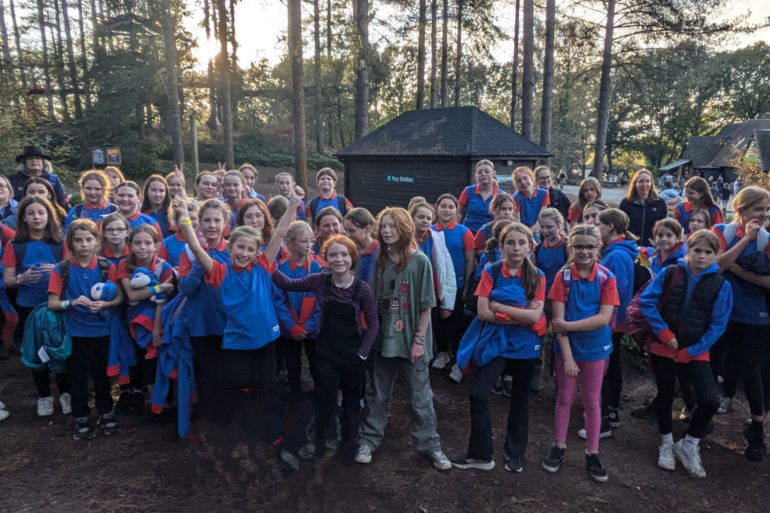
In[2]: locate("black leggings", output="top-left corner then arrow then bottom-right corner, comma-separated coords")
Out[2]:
714,321 -> 768,417
601,332 -> 624,415
32,368 -> 69,398
68,336 -> 112,417
277,336 -> 316,393
436,286 -> 467,354
651,355 -> 718,437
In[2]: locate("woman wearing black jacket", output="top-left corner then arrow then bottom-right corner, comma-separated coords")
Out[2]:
619,169 -> 667,246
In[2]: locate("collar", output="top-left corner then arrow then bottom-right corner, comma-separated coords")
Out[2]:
570,261 -> 599,281
543,237 -> 565,249
473,183 -> 499,195
137,254 -> 159,270
518,189 -> 535,200
501,260 -> 524,279
103,244 -> 129,259
125,210 -> 141,221
609,235 -> 626,245
174,231 -> 186,242
281,255 -> 315,271
319,191 -> 337,200
232,263 -> 254,272
682,199 -> 693,213
733,222 -> 746,238
86,201 -> 110,210
434,221 -> 458,230
362,238 -> 379,256
67,254 -> 98,269
206,237 -> 228,252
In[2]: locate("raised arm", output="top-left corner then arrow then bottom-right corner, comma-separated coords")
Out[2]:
263,185 -> 305,264
172,196 -> 214,274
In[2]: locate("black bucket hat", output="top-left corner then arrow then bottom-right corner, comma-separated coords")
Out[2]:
16,145 -> 51,162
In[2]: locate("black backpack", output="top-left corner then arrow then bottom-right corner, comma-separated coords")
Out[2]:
465,259 -> 504,315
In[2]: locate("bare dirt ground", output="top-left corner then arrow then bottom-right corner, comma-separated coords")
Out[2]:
2,347 -> 769,513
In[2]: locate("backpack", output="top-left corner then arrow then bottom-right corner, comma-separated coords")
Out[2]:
309,195 -> 348,219
722,222 -> 769,251
465,260 -> 504,315
625,265 -> 683,348
633,261 -> 652,295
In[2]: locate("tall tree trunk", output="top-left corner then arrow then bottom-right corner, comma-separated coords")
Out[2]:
313,0 -> 322,152
353,0 -> 369,138
592,0 -> 616,179
161,0 -> 184,165
228,0 -> 237,65
509,0 -> 519,129
0,0 -> 14,86
76,0 -> 90,108
215,0 -> 234,167
440,0 -> 447,107
52,0 -> 70,121
454,0 -> 462,107
539,0 -> 555,151
326,0 -> 332,59
37,0 -> 55,119
416,0 -> 426,109
9,0 -> 27,89
61,0 -> 83,118
289,0 -> 307,189
520,0 -> 534,139
429,0 -> 437,108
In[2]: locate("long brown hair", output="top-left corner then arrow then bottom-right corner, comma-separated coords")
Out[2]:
125,224 -> 160,273
684,176 -> 718,210
236,198 -> 274,242
375,207 -> 418,275
13,196 -> 62,244
625,168 -> 660,202
498,222 -> 541,299
141,174 -> 170,213
23,177 -> 67,223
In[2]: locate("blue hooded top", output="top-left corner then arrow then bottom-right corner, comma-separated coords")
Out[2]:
601,237 -> 638,327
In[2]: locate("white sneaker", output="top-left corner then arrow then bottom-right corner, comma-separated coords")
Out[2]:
0,409 -> 8,421
432,352 -> 451,370
426,449 -> 452,470
0,400 -> 5,410
37,396 -> 54,417
658,443 -> 675,471
673,440 -> 706,478
448,363 -> 463,383
59,393 -> 72,415
354,444 -> 373,464
717,395 -> 732,414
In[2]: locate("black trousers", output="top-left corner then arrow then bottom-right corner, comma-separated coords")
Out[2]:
32,368 -> 69,398
436,286 -> 466,354
467,357 -> 536,461
191,335 -> 223,420
715,321 -> 768,417
313,349 -> 366,456
601,332 -> 624,415
277,336 -> 316,393
651,355 -> 718,437
129,343 -> 158,389
68,335 -> 113,418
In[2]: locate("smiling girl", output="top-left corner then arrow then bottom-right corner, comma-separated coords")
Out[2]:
512,166 -> 550,231
567,177 -> 602,226
114,182 -> 163,236
305,168 -> 352,226
619,169 -> 667,245
160,202 -> 199,268
639,219 -> 686,276
675,177 -> 722,234
239,164 -> 265,201
474,193 -> 517,255
458,160 -> 499,233
312,206 -> 343,257
222,170 -> 248,229
141,175 -> 171,237
22,177 -> 68,227
193,171 -> 219,203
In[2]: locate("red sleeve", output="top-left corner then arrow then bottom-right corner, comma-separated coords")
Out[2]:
458,188 -> 469,208
345,198 -> 353,210
541,190 -> 550,207
601,277 -> 621,306
62,245 -> 68,258
535,274 -> 546,302
673,207 -> 682,222
159,266 -> 175,282
711,209 -> 723,225
108,265 -> 119,285
158,243 -> 169,262
462,230 -> 475,251
178,251 -> 192,277
474,269 -> 493,298
513,197 -> 522,213
256,253 -> 277,273
1,225 -> 15,243
116,260 -> 130,280
153,222 -> 162,237
204,260 -> 227,287
711,226 -> 727,251
1,241 -> 16,267
305,204 -> 312,219
567,205 -> 579,224
48,268 -> 63,296
474,230 -> 486,251
548,272 -> 566,302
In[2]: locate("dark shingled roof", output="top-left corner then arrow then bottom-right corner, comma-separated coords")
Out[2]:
683,136 -> 724,168
337,106 -> 551,159
756,129 -> 770,171
718,119 -> 770,148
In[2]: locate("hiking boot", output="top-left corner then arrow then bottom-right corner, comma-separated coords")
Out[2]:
716,395 -> 733,414
503,376 -> 513,398
432,351 -> 451,370
99,412 -> 120,436
631,403 -> 657,421
448,363 -> 463,384
37,396 -> 54,417
73,417 -> 95,441
354,444 -> 373,464
607,407 -> 620,429
452,457 -> 495,471
578,418 -> 613,440
585,453 -> 608,482
491,376 -> 504,396
658,443 -> 675,471
542,446 -> 566,473
426,449 -> 452,470
504,454 -> 523,473
743,422 -> 766,462
673,440 -> 706,477
59,393 -> 72,415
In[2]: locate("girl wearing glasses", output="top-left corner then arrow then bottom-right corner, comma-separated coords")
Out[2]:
100,213 -> 130,266
542,224 -> 619,483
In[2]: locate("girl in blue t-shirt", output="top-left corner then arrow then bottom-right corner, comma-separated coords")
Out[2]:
99,212 -> 130,266
240,164 -> 265,201
160,202 -> 199,269
344,207 -> 379,284
674,176 -> 722,234
312,207 -> 343,257
512,166 -> 549,231
223,170 -> 249,229
275,171 -> 304,220
64,170 -> 117,232
48,219 -> 124,440
542,224 -> 619,483
2,196 -> 69,417
114,181 -> 163,236
141,174 -> 171,238
453,222 -> 546,473
639,218 -> 686,277
458,159 -> 499,233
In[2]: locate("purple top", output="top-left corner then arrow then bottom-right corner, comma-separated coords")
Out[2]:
271,270 -> 380,358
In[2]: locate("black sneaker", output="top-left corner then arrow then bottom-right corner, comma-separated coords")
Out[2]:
607,407 -> 620,429
504,454 -> 523,473
73,417 -> 95,441
631,403 -> 657,421
542,446 -> 565,473
99,412 -> 120,436
743,422 -> 766,461
503,378 -> 513,398
585,453 -> 608,482
491,376 -> 504,396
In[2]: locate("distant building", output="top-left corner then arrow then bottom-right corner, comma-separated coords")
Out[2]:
659,119 -> 770,181
336,106 -> 551,214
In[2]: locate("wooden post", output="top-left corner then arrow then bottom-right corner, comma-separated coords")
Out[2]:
191,114 -> 199,177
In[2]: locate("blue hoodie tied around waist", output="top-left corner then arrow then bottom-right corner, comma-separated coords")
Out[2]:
601,237 -> 638,328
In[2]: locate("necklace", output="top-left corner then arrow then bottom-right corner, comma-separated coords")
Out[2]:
333,273 -> 354,289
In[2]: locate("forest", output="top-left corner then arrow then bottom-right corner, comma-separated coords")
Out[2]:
0,0 -> 769,189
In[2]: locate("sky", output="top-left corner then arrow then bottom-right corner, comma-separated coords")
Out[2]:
185,0 -> 770,68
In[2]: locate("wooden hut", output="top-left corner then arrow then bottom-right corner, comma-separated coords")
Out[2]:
336,107 -> 551,214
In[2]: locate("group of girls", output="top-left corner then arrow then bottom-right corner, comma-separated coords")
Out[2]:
1,160 -> 766,485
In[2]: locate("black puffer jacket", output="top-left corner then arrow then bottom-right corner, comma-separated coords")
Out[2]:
619,197 -> 667,246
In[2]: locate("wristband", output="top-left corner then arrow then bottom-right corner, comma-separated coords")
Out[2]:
16,274 -> 23,284
180,217 -> 191,226
62,300 -> 70,310
151,285 -> 161,295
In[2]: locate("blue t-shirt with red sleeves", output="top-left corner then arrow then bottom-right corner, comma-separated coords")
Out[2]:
712,223 -> 770,325
48,255 -> 117,337
548,262 -> 620,362
178,239 -> 230,337
432,221 -> 475,289
205,254 -> 280,350
124,210 -> 163,236
144,210 -> 171,238
675,201 -> 723,234
513,188 -> 550,228
474,261 -> 546,360
536,238 -> 568,294
64,202 -> 117,232
160,232 -> 187,268
459,184 -> 499,233
305,193 -> 353,219
355,239 -> 379,284
273,255 -> 323,339
2,240 -> 65,307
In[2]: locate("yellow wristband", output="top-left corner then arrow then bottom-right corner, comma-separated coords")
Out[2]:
181,217 -> 191,226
